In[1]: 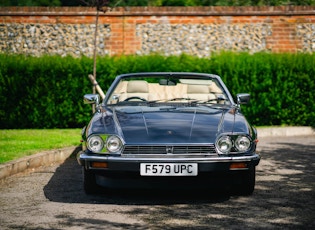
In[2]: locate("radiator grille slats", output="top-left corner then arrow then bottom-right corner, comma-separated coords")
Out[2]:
123,145 -> 217,155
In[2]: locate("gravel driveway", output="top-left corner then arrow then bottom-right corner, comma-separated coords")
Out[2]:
0,135 -> 314,229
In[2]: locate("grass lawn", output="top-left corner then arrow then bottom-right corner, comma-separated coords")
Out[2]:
0,129 -> 81,164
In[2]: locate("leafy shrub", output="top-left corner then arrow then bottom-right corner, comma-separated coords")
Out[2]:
0,52 -> 314,128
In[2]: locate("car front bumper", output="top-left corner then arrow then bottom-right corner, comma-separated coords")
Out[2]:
77,151 -> 260,189
77,151 -> 260,172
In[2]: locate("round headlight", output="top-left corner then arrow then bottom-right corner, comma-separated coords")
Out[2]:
106,135 -> 122,153
87,135 -> 104,152
235,136 -> 251,152
216,136 -> 232,154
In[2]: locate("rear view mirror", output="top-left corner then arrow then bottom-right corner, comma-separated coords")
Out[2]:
159,79 -> 177,86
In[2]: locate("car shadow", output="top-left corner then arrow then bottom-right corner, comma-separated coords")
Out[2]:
43,147 -> 230,205
44,137 -> 315,207
42,137 -> 315,229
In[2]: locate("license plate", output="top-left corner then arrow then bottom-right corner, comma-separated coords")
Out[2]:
140,163 -> 198,176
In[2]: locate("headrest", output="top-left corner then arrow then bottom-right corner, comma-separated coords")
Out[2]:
187,84 -> 209,94
127,81 -> 149,93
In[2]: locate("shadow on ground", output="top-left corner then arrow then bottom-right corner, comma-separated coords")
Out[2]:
43,148 -> 230,205
43,137 -> 315,229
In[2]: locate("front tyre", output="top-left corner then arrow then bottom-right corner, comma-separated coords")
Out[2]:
83,168 -> 98,194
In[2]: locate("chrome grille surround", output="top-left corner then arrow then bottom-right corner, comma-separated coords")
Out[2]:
122,145 -> 217,156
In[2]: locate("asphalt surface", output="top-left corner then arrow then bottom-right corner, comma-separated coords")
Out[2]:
0,134 -> 314,229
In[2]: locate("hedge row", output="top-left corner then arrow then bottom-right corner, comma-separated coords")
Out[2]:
0,52 -> 314,128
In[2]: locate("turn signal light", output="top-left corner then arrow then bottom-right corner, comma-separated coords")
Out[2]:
91,162 -> 108,168
230,162 -> 247,169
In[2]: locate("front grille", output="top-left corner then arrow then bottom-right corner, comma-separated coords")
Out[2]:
123,145 -> 217,155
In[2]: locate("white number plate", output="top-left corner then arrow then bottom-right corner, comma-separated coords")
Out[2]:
140,163 -> 198,176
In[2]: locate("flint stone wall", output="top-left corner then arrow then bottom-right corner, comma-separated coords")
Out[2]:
0,6 -> 314,57
0,23 -> 110,56
136,23 -> 273,56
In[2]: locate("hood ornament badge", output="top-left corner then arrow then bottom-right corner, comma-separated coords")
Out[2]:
167,130 -> 173,135
166,146 -> 174,154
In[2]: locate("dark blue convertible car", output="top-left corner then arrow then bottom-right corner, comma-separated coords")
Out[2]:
77,72 -> 260,195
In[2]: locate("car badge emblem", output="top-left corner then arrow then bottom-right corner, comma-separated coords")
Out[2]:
167,130 -> 173,135
166,146 -> 173,154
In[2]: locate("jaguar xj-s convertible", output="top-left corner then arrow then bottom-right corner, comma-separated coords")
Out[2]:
77,72 -> 260,195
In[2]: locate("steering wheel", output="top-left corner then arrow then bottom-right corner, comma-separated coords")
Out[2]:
124,96 -> 147,101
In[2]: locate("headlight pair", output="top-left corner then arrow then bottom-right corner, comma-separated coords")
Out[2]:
87,135 -> 123,154
216,135 -> 251,154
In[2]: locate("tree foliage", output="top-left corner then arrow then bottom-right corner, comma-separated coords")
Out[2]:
1,0 -> 314,6
1,0 -> 61,6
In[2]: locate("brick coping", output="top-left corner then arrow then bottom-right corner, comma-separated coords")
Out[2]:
0,6 -> 315,16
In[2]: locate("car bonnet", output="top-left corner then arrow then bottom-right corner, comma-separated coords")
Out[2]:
108,106 -> 238,144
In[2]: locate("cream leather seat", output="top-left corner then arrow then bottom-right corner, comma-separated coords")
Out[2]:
185,84 -> 216,102
121,80 -> 150,101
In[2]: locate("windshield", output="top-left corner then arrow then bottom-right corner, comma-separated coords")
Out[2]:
105,74 -> 231,106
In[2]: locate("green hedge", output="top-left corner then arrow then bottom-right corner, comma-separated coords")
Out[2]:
0,52 -> 314,128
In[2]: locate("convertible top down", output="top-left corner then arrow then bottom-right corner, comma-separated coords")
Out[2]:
77,72 -> 260,195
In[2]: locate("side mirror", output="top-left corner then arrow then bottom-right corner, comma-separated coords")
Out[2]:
236,93 -> 250,105
159,79 -> 177,86
84,94 -> 100,106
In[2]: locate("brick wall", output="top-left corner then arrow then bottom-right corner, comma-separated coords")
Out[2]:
0,6 -> 314,57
